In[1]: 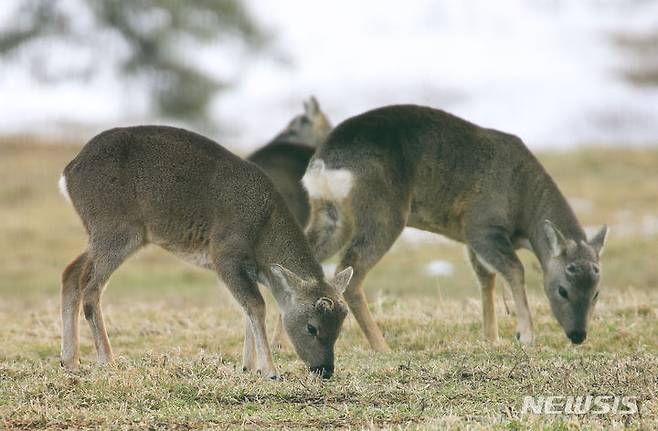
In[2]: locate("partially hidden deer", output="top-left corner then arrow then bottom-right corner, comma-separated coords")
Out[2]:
59,125 -> 352,379
248,96 -> 332,227
302,105 -> 608,351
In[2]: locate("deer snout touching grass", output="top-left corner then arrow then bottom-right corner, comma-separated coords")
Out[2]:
58,125 -> 352,379
302,104 -> 608,350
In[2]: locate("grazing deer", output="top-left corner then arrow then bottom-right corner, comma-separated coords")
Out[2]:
248,97 -> 332,350
303,105 -> 608,351
248,96 -> 332,226
58,125 -> 352,379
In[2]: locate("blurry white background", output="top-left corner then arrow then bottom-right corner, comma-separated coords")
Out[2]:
1,0 -> 657,150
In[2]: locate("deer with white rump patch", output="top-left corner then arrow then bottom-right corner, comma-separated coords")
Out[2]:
59,125 -> 352,379
303,105 -> 608,350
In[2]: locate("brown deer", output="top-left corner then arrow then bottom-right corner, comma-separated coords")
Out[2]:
58,125 -> 352,379
302,105 -> 608,351
247,97 -> 332,350
248,96 -> 332,227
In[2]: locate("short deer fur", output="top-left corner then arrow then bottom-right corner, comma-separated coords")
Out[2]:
303,105 -> 608,351
248,96 -> 332,227
59,125 -> 352,379
248,97 -> 332,350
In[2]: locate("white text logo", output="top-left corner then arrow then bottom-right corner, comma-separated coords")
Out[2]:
521,395 -> 638,415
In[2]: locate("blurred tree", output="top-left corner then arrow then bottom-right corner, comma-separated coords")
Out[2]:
614,32 -> 658,88
0,0 -> 265,124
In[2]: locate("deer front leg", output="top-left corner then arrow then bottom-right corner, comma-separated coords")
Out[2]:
242,316 -> 256,372
242,298 -> 278,379
508,274 -> 533,345
468,227 -> 534,345
217,256 -> 279,380
271,312 -> 290,351
467,247 -> 499,342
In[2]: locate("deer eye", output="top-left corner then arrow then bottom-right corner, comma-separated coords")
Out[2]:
558,286 -> 569,299
307,324 -> 318,336
593,291 -> 599,301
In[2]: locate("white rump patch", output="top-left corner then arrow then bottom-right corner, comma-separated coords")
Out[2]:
302,159 -> 354,200
58,174 -> 71,204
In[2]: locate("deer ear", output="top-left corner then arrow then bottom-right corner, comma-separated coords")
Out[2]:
315,297 -> 334,312
331,267 -> 353,295
270,264 -> 306,294
588,224 -> 608,256
303,96 -> 320,116
543,220 -> 567,257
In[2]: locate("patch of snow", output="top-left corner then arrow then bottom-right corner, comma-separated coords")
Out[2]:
591,212 -> 658,239
425,260 -> 454,277
640,215 -> 658,236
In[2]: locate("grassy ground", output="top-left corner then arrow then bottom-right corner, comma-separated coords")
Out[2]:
0,136 -> 657,429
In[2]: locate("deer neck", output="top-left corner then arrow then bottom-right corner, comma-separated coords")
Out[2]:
528,176 -> 587,271
256,201 -> 325,303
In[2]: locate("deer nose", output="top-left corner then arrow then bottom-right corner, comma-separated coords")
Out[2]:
310,365 -> 334,379
567,330 -> 587,344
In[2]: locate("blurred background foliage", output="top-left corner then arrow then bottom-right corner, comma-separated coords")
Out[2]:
614,31 -> 658,87
0,1 -> 656,148
0,0 -> 266,124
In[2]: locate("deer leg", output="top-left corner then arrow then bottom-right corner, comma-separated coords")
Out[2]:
467,227 -> 533,345
60,251 -> 89,371
217,255 -> 278,380
467,247 -> 498,342
337,209 -> 407,352
271,311 -> 290,351
306,166 -> 410,352
242,316 -> 256,372
341,270 -> 391,352
81,229 -> 143,365
306,199 -> 352,263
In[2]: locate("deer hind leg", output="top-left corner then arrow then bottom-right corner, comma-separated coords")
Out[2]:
467,226 -> 533,345
467,247 -> 498,342
338,196 -> 408,353
61,251 -> 89,371
81,228 -> 144,365
341,268 -> 391,352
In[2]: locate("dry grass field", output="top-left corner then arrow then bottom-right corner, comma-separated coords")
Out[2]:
1,135 -> 657,429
